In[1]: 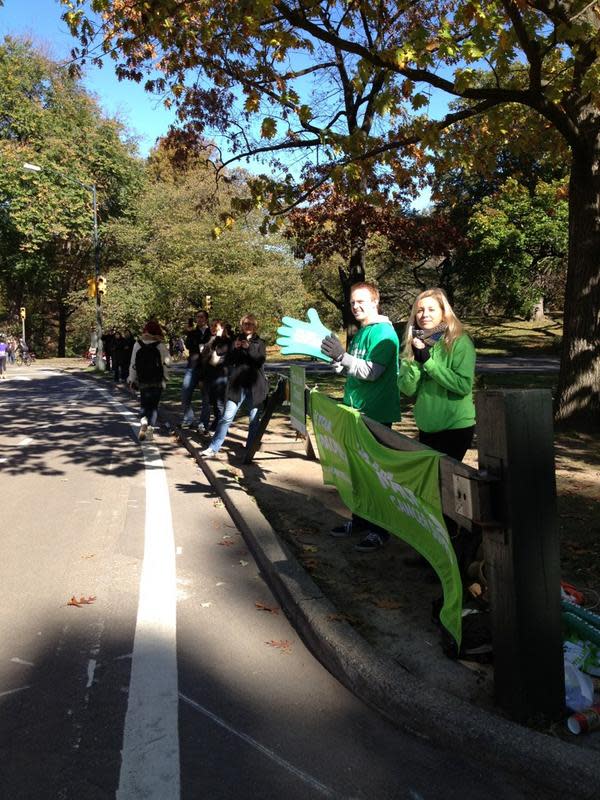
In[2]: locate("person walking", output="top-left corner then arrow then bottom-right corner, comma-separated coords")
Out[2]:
320,281 -> 402,552
0,335 -> 8,378
204,318 -> 231,431
128,320 -> 171,441
398,287 -> 477,575
201,314 -> 268,458
181,311 -> 211,431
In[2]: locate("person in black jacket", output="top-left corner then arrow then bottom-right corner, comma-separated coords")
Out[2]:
201,314 -> 268,457
204,318 -> 231,430
181,310 -> 211,429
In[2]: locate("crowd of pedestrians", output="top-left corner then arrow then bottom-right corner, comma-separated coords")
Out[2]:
122,284 -> 474,568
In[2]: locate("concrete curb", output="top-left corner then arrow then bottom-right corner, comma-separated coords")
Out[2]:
174,424 -> 599,798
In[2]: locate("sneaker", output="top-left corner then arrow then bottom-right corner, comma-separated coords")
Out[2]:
138,422 -> 148,441
201,447 -> 217,458
330,521 -> 353,538
197,423 -> 207,434
354,531 -> 389,553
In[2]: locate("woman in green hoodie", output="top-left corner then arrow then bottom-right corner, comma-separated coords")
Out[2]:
399,288 -> 477,576
399,287 -> 475,460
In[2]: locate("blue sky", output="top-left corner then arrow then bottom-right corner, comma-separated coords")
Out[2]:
1,0 -> 434,206
0,0 -> 175,156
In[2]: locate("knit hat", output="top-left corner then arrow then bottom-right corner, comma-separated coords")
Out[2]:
143,320 -> 163,337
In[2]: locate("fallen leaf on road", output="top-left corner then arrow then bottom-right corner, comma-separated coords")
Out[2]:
300,557 -> 319,571
201,602 -> 212,608
239,560 -> 249,567
374,598 -> 403,610
213,500 -> 224,508
301,545 -> 318,553
218,540 -> 235,547
265,639 -> 292,654
255,601 -> 280,614
67,595 -> 96,608
80,554 -> 96,559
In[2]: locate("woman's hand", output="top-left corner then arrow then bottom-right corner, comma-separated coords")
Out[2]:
411,337 -> 430,363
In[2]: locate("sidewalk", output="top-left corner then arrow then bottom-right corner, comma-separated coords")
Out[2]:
160,402 -> 600,799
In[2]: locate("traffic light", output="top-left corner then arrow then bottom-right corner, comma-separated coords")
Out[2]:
87,277 -> 96,298
205,294 -> 212,311
97,275 -> 107,296
19,307 -> 26,320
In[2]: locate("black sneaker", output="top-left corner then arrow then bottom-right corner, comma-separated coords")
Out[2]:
330,521 -> 353,538
354,531 -> 389,552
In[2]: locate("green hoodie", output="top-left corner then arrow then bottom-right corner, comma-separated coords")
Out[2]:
399,333 -> 476,433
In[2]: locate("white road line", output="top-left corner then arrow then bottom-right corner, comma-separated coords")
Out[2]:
115,406 -> 180,799
179,693 -> 343,799
0,685 -> 31,698
67,377 -> 180,799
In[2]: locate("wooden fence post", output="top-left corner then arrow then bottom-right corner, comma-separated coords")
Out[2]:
243,375 -> 287,464
476,389 -> 564,723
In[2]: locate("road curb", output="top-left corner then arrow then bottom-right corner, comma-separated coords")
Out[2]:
174,425 -> 598,798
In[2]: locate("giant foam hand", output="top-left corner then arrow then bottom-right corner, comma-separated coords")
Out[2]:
276,308 -> 333,362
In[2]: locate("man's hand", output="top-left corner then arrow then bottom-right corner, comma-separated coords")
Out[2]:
276,308 -> 332,361
320,334 -> 345,362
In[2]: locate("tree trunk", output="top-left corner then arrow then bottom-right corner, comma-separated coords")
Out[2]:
58,303 -> 68,357
529,298 -> 545,322
341,226 -> 367,335
554,136 -> 600,431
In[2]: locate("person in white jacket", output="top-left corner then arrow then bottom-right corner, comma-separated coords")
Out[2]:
128,320 -> 171,441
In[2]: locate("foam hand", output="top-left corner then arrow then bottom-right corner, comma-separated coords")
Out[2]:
276,308 -> 332,362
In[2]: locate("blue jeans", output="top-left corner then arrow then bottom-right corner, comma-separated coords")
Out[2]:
208,388 -> 261,453
181,365 -> 200,423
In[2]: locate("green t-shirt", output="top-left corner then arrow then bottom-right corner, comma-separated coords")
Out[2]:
343,321 -> 401,423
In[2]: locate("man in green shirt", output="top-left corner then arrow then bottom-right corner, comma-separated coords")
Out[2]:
320,282 -> 401,552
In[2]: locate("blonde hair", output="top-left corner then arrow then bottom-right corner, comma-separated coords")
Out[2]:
240,313 -> 259,331
403,288 -> 464,359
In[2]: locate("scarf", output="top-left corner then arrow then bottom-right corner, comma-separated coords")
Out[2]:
413,322 -> 448,348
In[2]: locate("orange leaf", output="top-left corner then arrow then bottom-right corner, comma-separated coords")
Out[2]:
255,601 -> 280,614
265,639 -> 292,653
67,595 -> 96,607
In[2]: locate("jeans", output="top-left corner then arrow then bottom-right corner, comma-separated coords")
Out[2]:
209,375 -> 228,429
181,365 -> 201,424
140,386 -> 162,427
208,388 -> 261,453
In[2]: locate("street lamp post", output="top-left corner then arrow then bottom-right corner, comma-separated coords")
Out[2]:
23,162 -> 105,371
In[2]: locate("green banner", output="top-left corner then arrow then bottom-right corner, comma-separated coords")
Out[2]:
310,391 -> 462,646
289,365 -> 307,435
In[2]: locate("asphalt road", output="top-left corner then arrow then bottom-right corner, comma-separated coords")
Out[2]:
0,365 -> 539,799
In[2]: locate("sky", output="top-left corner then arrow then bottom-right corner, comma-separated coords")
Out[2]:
0,0 -> 433,207
0,0 -> 175,156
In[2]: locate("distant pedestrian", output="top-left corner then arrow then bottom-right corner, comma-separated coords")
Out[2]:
0,335 -> 7,378
128,320 -> 171,441
399,287 -> 477,575
201,313 -> 268,458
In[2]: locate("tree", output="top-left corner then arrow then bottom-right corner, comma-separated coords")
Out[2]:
286,184 -> 459,325
0,36 -> 142,354
454,177 -> 568,317
101,139 -> 309,341
66,1 -> 600,429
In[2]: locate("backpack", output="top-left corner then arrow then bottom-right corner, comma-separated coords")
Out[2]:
135,340 -> 163,384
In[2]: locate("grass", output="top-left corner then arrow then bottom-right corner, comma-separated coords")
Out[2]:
463,314 -> 562,356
